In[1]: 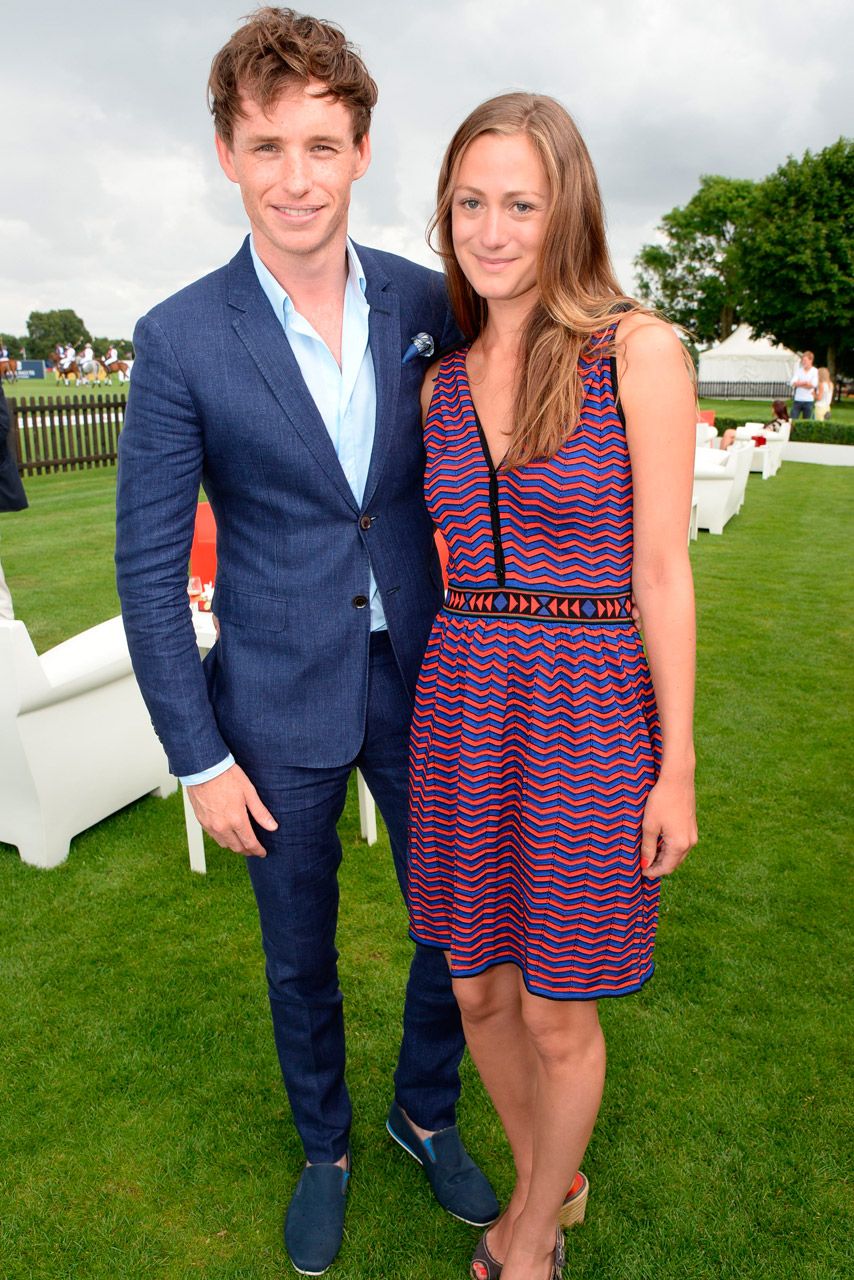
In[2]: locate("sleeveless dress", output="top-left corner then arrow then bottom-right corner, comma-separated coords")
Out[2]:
408,334 -> 662,1000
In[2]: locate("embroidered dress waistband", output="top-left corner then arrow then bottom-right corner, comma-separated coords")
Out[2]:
444,586 -> 634,624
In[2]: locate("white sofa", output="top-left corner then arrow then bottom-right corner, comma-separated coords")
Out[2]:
693,440 -> 754,534
696,422 -> 718,448
0,616 -> 176,868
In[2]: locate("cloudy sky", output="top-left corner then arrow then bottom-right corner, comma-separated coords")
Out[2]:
2,0 -> 850,339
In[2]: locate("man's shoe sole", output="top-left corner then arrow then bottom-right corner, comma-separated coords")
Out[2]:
386,1119 -> 497,1228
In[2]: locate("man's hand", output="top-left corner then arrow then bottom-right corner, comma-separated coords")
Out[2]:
187,763 -> 278,857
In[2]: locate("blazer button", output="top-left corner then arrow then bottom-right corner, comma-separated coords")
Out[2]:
359,514 -> 373,531
352,595 -> 369,609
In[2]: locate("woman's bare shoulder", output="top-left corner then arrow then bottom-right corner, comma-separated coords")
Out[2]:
616,311 -> 683,358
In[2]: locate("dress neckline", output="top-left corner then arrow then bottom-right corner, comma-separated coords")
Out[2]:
456,347 -> 509,474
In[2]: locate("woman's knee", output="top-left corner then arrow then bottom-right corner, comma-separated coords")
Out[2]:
452,965 -> 518,1023
521,1000 -> 604,1069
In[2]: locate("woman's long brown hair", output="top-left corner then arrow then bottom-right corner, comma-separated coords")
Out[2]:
429,93 -> 645,469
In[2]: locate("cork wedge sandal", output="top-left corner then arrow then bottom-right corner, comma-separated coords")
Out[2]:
558,1171 -> 589,1229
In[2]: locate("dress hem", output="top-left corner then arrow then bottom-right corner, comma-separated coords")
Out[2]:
409,931 -> 655,1001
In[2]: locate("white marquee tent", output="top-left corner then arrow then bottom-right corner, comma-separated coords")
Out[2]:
698,324 -> 797,386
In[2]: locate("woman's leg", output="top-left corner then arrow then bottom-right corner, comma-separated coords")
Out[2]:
502,993 -> 606,1279
451,964 -> 538,1257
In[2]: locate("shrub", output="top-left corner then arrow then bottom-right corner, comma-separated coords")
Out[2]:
789,419 -> 854,445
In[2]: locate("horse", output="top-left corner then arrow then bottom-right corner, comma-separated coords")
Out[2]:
0,358 -> 18,382
56,360 -> 79,386
76,358 -> 105,386
99,358 -> 130,385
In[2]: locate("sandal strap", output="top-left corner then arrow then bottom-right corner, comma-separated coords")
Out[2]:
470,1227 -> 503,1280
552,1225 -> 566,1276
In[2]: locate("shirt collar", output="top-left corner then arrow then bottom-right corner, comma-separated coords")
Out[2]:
249,237 -> 367,326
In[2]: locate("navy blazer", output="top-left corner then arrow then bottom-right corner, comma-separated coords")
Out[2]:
116,238 -> 458,777
0,387 -> 28,512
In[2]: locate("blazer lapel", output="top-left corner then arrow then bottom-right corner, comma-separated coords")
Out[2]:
361,253 -> 401,512
225,241 -> 359,513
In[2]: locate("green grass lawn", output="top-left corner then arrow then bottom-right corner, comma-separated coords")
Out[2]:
1,465 -> 852,1279
698,397 -> 854,427
8,385 -> 852,429
6,375 -> 129,401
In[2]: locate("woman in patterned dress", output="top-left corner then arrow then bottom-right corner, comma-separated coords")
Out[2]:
407,95 -> 698,1280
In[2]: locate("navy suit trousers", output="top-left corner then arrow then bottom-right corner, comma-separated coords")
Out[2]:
243,631 -> 464,1162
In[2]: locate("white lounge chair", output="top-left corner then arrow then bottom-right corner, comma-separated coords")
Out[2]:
696,422 -> 718,448
0,616 -> 176,869
693,440 -> 754,534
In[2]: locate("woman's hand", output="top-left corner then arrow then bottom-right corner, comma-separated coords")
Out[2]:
640,770 -> 698,878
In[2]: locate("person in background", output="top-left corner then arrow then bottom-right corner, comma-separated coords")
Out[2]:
765,398 -> 791,431
790,350 -> 818,419
0,384 -> 29,620
815,368 -> 833,421
717,399 -> 790,451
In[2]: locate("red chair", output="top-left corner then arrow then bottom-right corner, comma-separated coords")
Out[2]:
435,531 -> 449,586
697,409 -> 716,426
190,502 -> 217,586
192,504 -> 452,590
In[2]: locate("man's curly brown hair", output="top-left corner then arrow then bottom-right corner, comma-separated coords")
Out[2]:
208,7 -> 378,145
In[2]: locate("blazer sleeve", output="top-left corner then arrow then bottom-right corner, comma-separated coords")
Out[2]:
115,313 -> 230,776
436,283 -> 465,354
0,388 -> 29,512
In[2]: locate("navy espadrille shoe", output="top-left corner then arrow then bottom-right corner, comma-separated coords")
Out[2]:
387,1101 -> 499,1227
284,1156 -> 350,1276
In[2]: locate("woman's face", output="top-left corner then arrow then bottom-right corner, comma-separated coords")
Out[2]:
451,131 -> 550,310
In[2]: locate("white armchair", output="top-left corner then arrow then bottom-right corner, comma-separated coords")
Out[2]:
0,616 -> 176,869
693,440 -> 754,534
695,422 -> 718,448
738,423 -> 785,479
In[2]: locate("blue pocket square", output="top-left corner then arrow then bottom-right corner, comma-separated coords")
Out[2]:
402,333 -> 435,364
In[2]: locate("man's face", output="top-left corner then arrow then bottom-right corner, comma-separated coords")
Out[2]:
216,80 -> 370,277
802,353 -> 814,370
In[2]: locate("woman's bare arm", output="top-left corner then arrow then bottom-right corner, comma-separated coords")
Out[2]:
618,315 -> 698,878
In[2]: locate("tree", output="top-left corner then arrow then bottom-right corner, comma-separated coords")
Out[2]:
735,138 -> 853,380
93,336 -> 134,356
25,310 -> 92,361
0,332 -> 26,356
634,175 -> 756,345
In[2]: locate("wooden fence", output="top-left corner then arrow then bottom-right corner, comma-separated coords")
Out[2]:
8,395 -> 126,475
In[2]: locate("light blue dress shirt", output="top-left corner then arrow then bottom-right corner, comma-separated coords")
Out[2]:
181,237 -> 384,786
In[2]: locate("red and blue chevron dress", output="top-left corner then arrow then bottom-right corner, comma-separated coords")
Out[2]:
408,336 -> 662,999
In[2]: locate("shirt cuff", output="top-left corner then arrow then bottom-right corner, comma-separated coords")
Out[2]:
180,754 -> 235,786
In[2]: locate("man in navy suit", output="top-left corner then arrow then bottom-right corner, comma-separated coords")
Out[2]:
0,386 -> 28,619
115,8 -> 496,1273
